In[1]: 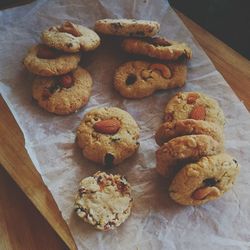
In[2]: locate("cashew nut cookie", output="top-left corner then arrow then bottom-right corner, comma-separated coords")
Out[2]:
74,171 -> 133,231
23,44 -> 80,76
41,21 -> 100,53
155,119 -> 224,146
114,60 -> 187,99
76,107 -> 140,166
164,92 -> 225,127
156,135 -> 224,177
32,66 -> 92,115
95,18 -> 160,37
169,153 -> 240,206
121,36 -> 192,61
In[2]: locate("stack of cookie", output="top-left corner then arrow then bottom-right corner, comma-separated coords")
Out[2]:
155,92 -> 240,205
23,21 -> 100,115
94,18 -> 192,99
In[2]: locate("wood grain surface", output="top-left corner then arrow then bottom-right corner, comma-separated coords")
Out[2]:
0,8 -> 249,250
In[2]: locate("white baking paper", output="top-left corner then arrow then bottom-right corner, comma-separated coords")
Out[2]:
1,0 -> 250,249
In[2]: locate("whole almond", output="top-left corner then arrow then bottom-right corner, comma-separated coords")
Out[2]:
192,186 -> 220,200
93,119 -> 121,135
189,105 -> 206,120
58,21 -> 81,37
149,63 -> 171,78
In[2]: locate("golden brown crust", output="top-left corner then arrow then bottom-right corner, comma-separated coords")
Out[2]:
114,60 -> 187,99
41,22 -> 100,52
76,107 -> 140,165
121,37 -> 192,60
23,44 -> 80,76
95,19 -> 160,37
169,153 -> 240,205
32,66 -> 92,115
156,135 -> 223,177
155,119 -> 224,146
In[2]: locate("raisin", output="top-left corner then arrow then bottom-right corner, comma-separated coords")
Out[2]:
126,74 -> 137,85
203,178 -> 217,187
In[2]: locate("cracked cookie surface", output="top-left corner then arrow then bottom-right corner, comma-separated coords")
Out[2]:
169,153 -> 240,206
42,21 -> 100,52
24,44 -> 80,76
76,107 -> 140,165
74,171 -> 133,231
32,66 -> 92,115
95,18 -> 160,37
164,92 -> 225,126
156,134 -> 223,177
114,60 -> 187,99
122,36 -> 192,60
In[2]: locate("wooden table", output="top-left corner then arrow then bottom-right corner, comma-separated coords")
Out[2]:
1,9 -> 250,250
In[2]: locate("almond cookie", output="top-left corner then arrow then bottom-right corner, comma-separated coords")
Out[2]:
23,44 -> 80,76
74,171 -> 133,231
121,36 -> 192,60
42,21 -> 100,53
155,119 -> 224,146
114,60 -> 187,99
169,153 -> 240,206
95,18 -> 160,37
156,135 -> 223,177
76,107 -> 140,166
32,66 -> 92,115
164,92 -> 225,127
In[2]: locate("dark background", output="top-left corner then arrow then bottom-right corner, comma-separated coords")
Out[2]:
169,0 -> 250,59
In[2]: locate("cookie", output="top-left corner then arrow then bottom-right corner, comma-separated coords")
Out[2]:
32,66 -> 92,115
169,153 -> 240,206
23,44 -> 80,76
114,60 -> 187,99
164,92 -> 225,127
156,135 -> 223,177
74,171 -> 133,231
121,36 -> 192,60
76,107 -> 140,165
155,119 -> 224,146
41,21 -> 100,53
95,18 -> 160,37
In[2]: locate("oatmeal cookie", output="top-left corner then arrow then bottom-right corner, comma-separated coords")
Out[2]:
169,153 -> 240,206
121,36 -> 192,60
32,66 -> 92,115
42,21 -> 100,52
114,60 -> 187,99
164,92 -> 225,126
76,107 -> 140,166
156,134 -> 223,177
95,18 -> 160,37
23,44 -> 80,76
74,171 -> 133,230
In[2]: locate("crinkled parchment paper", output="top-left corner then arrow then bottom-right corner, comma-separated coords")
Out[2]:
1,0 -> 250,249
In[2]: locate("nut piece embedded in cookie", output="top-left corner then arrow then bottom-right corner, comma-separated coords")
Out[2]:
121,36 -> 192,61
114,60 -> 187,99
74,171 -> 133,231
76,107 -> 140,165
164,92 -> 225,127
32,66 -> 92,115
42,21 -> 100,52
169,153 -> 240,206
95,18 -> 160,37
